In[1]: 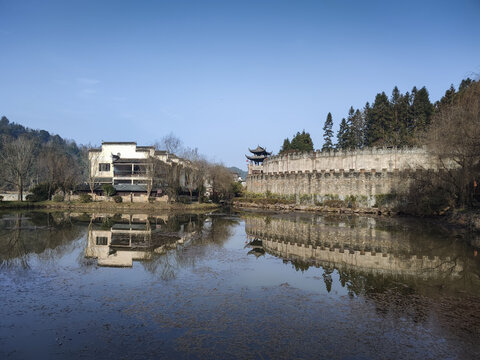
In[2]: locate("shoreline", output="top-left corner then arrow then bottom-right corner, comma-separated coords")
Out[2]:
233,200 -> 480,233
233,200 -> 392,215
0,200 -> 221,213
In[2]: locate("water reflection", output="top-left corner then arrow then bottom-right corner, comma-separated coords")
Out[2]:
244,213 -> 480,297
1,210 -> 480,358
85,213 -> 200,267
0,212 -> 85,269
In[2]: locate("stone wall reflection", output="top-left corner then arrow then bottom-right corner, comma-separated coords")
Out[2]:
245,214 -> 480,292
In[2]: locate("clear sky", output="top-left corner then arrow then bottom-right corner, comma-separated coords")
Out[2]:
1,0 -> 479,169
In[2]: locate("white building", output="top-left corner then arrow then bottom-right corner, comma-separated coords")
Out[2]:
86,142 -> 190,201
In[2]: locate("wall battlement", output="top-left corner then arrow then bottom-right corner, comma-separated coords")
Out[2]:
249,146 -> 434,175
246,147 -> 436,204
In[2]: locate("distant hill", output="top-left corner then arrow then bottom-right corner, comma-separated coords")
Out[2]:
0,116 -> 83,157
228,166 -> 247,180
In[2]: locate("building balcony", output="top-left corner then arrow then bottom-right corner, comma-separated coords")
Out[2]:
114,171 -> 148,178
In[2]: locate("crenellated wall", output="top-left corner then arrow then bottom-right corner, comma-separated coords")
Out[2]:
244,215 -> 467,279
246,147 -> 435,203
255,146 -> 433,174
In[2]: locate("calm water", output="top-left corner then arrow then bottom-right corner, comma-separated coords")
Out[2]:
1,210 -> 480,359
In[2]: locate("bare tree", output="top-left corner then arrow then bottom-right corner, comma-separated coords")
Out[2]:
57,153 -> 81,200
208,163 -> 235,202
37,143 -> 80,200
416,80 -> 480,209
157,133 -> 183,154
0,136 -> 37,201
87,150 -> 101,196
145,156 -> 165,199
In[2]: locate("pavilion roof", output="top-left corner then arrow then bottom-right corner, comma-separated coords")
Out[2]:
245,154 -> 268,161
248,145 -> 272,155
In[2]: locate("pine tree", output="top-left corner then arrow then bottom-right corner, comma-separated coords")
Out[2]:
459,78 -> 473,92
290,130 -> 314,152
322,113 -> 334,151
279,138 -> 291,154
412,86 -> 433,135
390,86 -> 410,145
336,118 -> 348,149
344,107 -> 357,149
351,109 -> 365,148
363,102 -> 372,147
365,92 -> 393,146
435,84 -> 456,111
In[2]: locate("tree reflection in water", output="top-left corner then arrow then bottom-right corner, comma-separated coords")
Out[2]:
141,215 -> 240,280
0,212 -> 85,270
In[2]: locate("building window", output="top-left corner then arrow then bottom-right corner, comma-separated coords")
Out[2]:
96,236 -> 108,245
99,163 -> 110,172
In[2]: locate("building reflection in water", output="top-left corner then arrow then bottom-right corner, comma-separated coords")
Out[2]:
85,213 -> 199,267
244,213 -> 480,296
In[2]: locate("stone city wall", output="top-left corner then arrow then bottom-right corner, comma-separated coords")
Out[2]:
258,146 -> 433,174
246,147 -> 435,204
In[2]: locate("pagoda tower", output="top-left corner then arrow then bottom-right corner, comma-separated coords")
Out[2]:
246,145 -> 272,165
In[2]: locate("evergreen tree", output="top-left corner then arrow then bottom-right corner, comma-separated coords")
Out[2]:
344,107 -> 357,149
322,113 -> 334,151
365,92 -> 393,146
279,138 -> 291,154
336,118 -> 349,149
459,77 -> 473,92
281,131 -> 314,153
351,108 -> 365,148
411,86 -> 433,135
435,84 -> 456,111
290,130 -> 314,152
362,102 -> 372,147
390,86 -> 410,145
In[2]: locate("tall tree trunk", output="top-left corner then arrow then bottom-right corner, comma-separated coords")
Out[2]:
18,175 -> 23,202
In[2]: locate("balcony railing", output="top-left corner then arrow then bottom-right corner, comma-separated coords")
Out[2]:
114,171 -> 148,177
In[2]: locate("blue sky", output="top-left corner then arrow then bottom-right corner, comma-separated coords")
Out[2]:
1,0 -> 479,168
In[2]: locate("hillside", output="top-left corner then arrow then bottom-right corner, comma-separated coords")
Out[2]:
0,116 -> 83,157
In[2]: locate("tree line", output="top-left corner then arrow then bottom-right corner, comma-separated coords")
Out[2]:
279,78 -> 476,154
278,78 -> 480,213
0,123 -> 241,203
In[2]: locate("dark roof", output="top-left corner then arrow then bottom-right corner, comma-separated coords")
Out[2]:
102,142 -> 137,145
89,148 -> 101,152
97,177 -> 114,182
245,154 -> 268,161
155,150 -> 168,155
136,146 -> 155,149
248,145 -> 272,155
75,183 -> 148,193
113,158 -> 147,164
114,184 -> 147,192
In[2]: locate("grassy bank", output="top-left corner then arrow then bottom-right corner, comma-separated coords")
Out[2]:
0,200 -> 221,212
233,199 -> 387,215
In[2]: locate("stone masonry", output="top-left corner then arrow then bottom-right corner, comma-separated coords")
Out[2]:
246,147 -> 435,205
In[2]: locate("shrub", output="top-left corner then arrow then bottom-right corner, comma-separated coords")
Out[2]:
299,194 -> 312,204
324,199 -> 346,208
52,194 -> 64,202
29,183 -> 55,202
374,194 -> 396,208
79,194 -> 92,203
0,195 -> 3,201
113,195 -> 122,203
230,181 -> 244,197
102,184 -> 116,197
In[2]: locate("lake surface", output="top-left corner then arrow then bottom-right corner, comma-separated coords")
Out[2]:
1,210 -> 480,359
